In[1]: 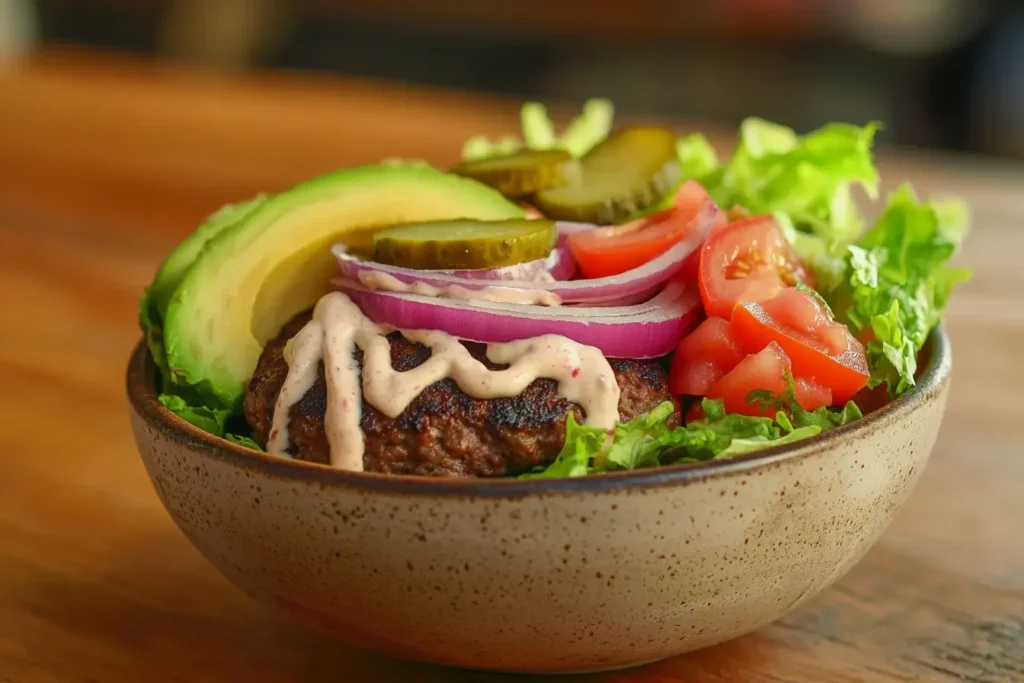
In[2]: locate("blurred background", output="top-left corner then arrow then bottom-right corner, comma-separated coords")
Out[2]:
3,0 -> 1024,158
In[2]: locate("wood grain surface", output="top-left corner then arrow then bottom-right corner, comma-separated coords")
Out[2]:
1,48 -> 1022,683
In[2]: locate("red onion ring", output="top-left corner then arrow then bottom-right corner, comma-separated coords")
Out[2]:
333,242 -> 576,286
335,280 -> 703,358
333,198 -> 718,306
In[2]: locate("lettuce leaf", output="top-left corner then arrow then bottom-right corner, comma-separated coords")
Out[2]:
519,396 -> 845,479
158,394 -> 232,436
822,185 -> 971,396
674,118 -> 881,262
139,291 -> 169,385
460,98 -> 614,161
157,394 -> 263,450
225,433 -> 264,451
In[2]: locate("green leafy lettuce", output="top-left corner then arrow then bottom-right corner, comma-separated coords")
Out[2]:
521,395 -> 861,479
157,395 -> 262,451
675,118 -> 881,260
820,185 -> 971,396
461,98 -> 614,161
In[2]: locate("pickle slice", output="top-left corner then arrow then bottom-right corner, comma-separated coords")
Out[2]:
533,127 -> 681,224
453,149 -> 582,198
372,219 -> 556,270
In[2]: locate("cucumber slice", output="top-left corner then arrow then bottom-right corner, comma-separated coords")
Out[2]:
453,149 -> 581,198
372,218 -> 556,270
533,127 -> 681,224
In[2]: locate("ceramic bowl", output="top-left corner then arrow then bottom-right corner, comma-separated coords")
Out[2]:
126,328 -> 951,674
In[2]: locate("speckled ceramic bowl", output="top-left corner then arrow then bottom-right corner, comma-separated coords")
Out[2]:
126,328 -> 951,674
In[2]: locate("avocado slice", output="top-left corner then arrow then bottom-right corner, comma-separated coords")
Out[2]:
162,164 -> 524,410
149,196 -> 268,320
140,195 -> 268,383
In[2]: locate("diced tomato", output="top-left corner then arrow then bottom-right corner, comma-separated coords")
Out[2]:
678,207 -> 728,285
567,180 -> 712,279
705,342 -> 791,417
669,317 -> 746,395
794,376 -> 833,411
705,342 -> 833,417
697,215 -> 815,319
731,288 -> 869,404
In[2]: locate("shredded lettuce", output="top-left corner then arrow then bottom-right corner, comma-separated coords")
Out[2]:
520,102 -> 557,150
225,433 -> 264,451
519,392 -> 862,479
461,98 -> 614,162
139,292 -> 168,386
821,185 -> 971,396
157,394 -> 261,449
675,118 -> 881,260
158,394 -> 232,436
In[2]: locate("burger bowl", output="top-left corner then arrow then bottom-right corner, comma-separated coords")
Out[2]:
125,326 -> 951,674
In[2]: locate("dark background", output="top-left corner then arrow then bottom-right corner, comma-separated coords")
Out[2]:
24,0 -> 1024,158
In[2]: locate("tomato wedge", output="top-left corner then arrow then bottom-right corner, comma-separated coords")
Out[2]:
705,342 -> 833,417
698,215 -> 815,319
668,317 -> 745,395
732,288 -> 869,404
679,207 -> 728,285
567,180 -> 711,279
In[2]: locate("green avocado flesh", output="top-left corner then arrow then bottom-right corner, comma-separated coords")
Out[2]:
161,164 -> 524,410
148,196 -> 267,320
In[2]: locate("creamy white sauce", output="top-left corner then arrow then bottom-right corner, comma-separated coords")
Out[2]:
266,291 -> 620,470
358,270 -> 562,307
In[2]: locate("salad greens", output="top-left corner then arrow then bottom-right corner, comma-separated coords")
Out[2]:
157,394 -> 263,450
819,185 -> 971,396
521,390 -> 862,479
479,100 -> 967,477
461,98 -> 615,162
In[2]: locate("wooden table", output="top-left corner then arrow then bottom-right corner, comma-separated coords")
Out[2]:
1,48 -> 1021,683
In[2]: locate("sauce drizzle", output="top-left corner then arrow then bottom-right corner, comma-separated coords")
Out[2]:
358,270 -> 562,307
267,291 -> 620,470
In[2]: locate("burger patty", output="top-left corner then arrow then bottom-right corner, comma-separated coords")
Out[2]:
244,312 -> 682,477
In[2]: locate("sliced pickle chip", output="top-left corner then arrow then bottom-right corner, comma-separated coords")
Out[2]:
533,127 -> 681,224
372,218 -> 556,270
453,149 -> 582,198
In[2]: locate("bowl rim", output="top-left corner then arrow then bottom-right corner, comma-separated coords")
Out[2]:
126,326 -> 951,497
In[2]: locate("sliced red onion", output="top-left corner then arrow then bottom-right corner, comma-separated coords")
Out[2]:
333,199 -> 718,306
336,280 -> 703,358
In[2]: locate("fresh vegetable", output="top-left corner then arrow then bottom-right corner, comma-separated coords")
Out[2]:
452,149 -> 581,197
136,95 -> 970,479
139,196 -> 267,381
732,287 -> 869,404
675,119 -> 881,261
372,218 -> 556,271
698,215 -> 815,319
566,180 -> 711,279
819,184 -> 971,396
521,393 -> 861,478
668,317 -> 745,396
336,192 -> 718,308
461,98 -> 614,162
533,127 -> 681,224
335,242 -> 577,284
337,280 -> 703,359
158,395 -> 261,450
705,342 -> 833,417
160,164 -> 524,411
